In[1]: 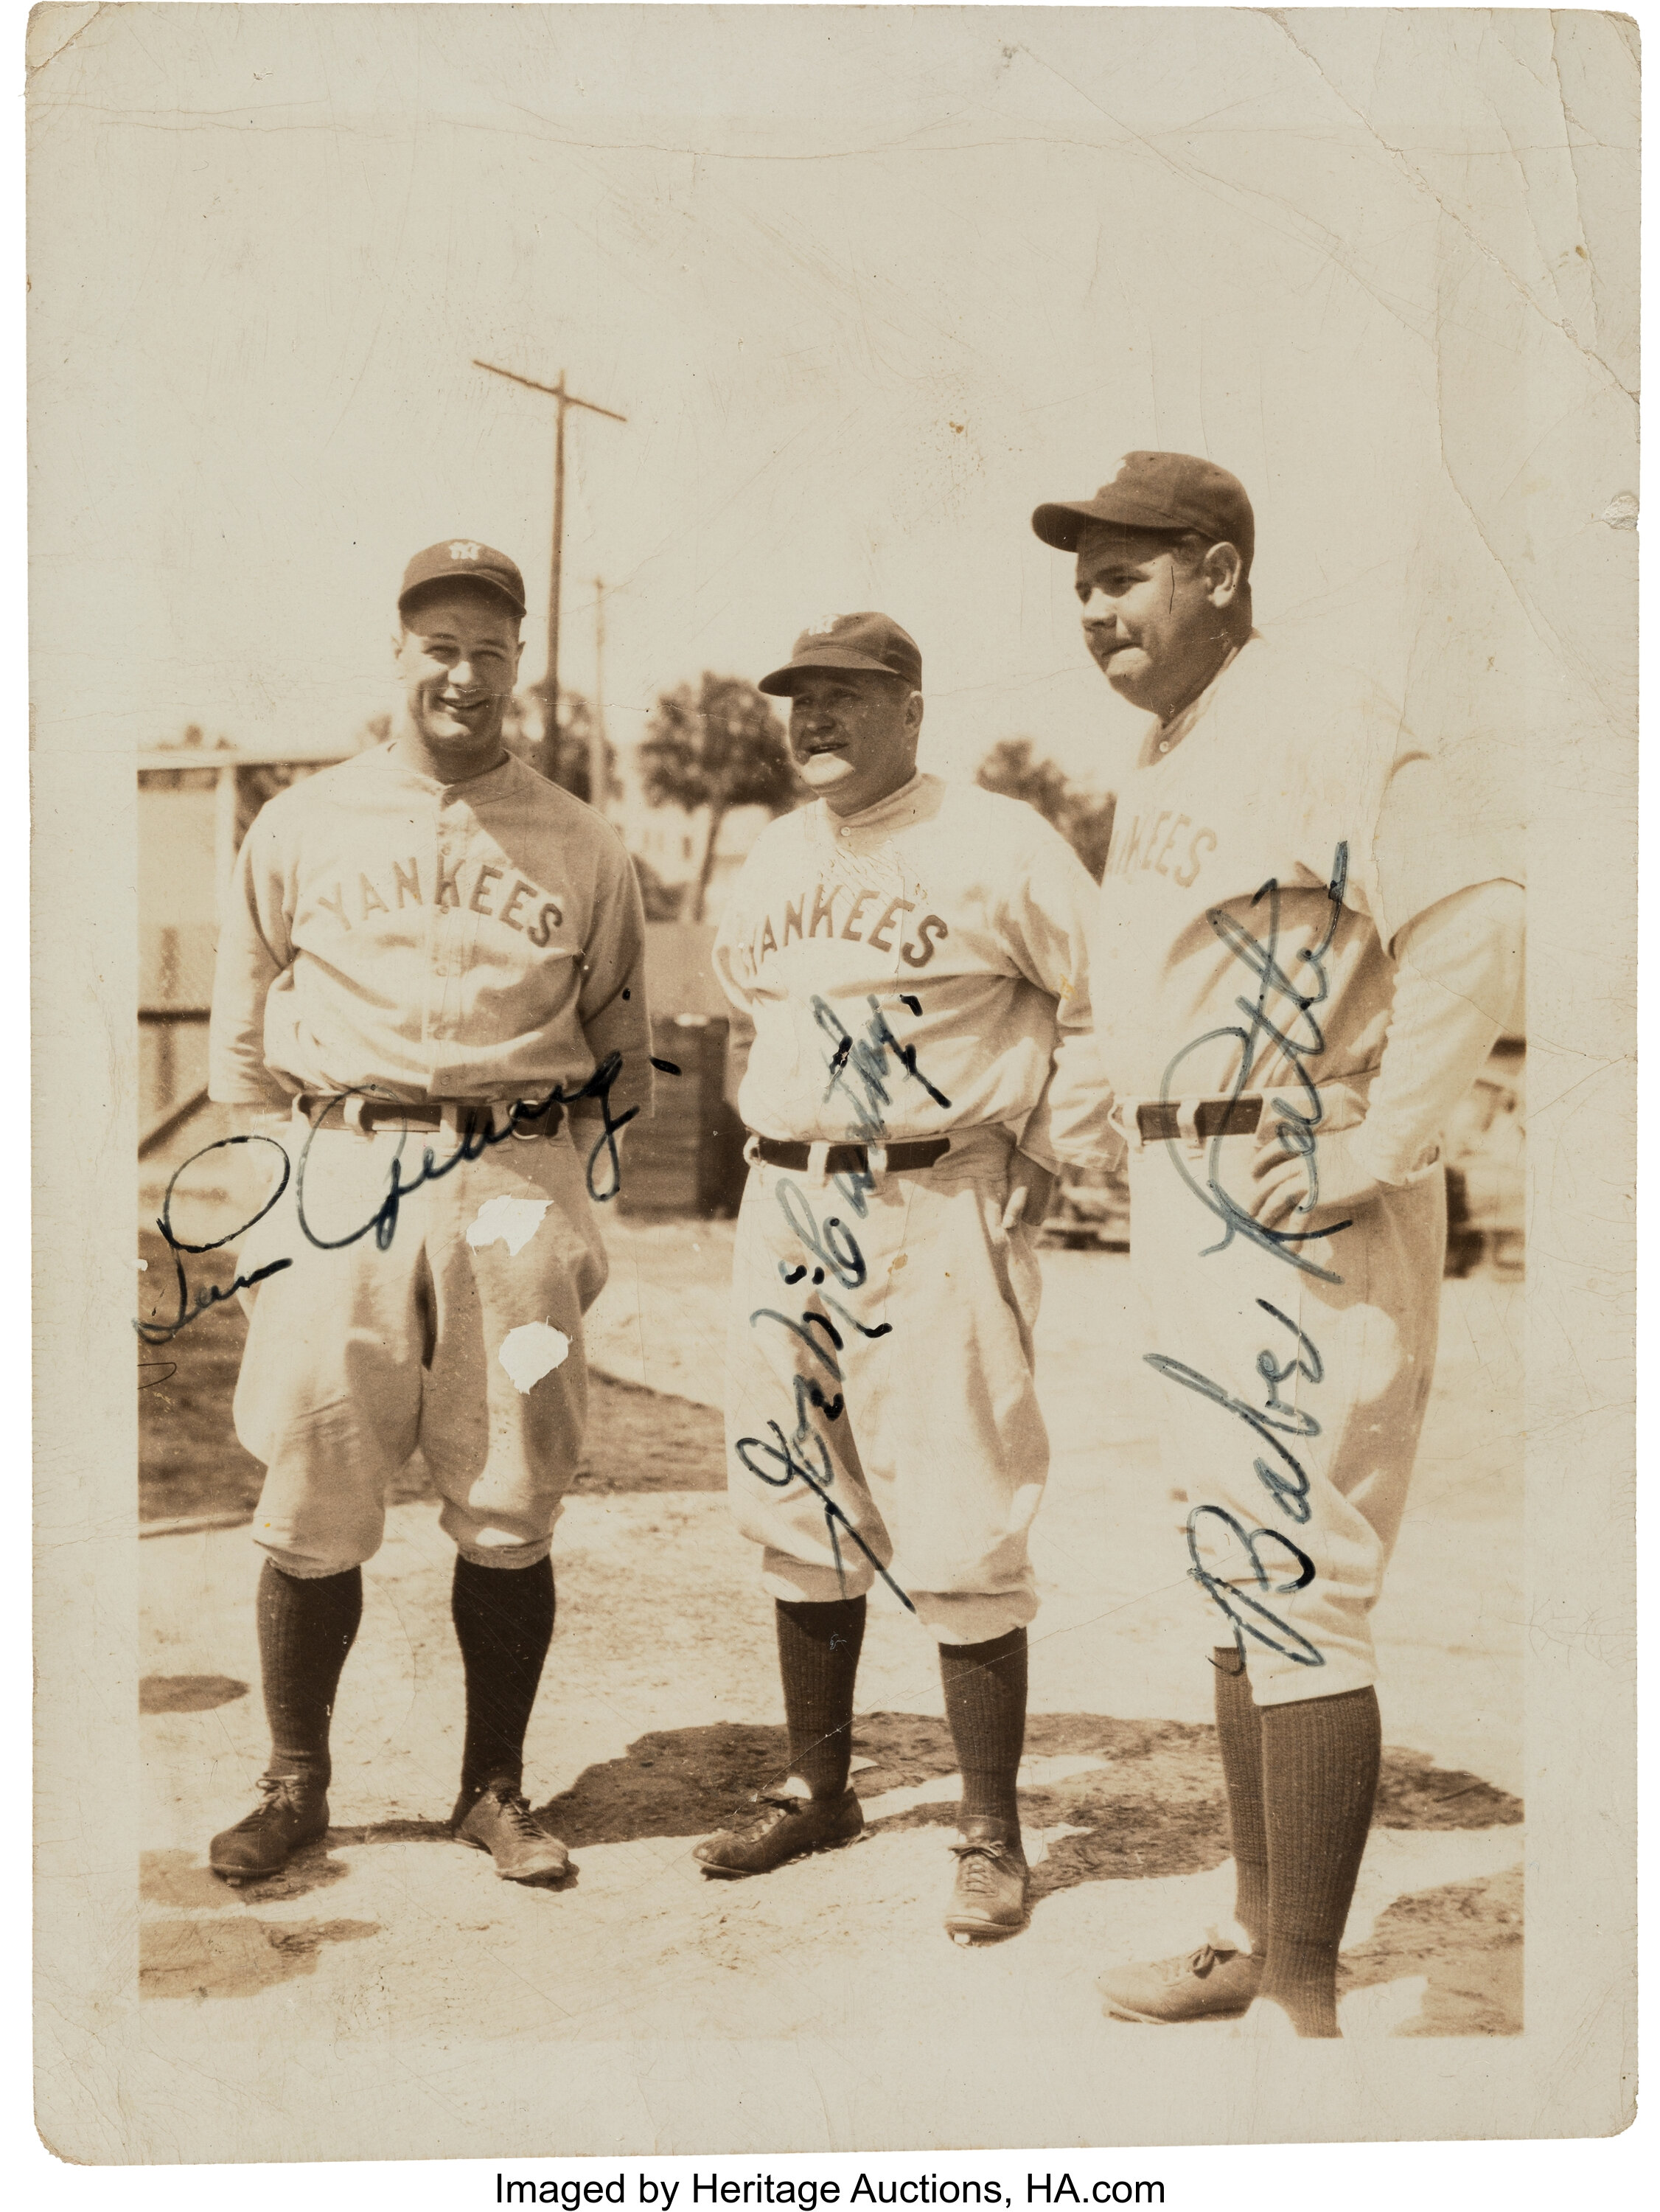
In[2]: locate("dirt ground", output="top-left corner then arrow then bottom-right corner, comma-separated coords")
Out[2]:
134,1203 -> 1525,2134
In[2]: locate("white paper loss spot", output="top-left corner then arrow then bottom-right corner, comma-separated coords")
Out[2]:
498,1323 -> 571,1394
467,1196 -> 552,1256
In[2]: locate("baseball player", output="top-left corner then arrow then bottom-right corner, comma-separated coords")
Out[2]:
1031,453 -> 1523,2033
200,539 -> 652,1886
698,612 -> 1118,1942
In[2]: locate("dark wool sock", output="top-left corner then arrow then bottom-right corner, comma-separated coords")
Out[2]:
451,1554 -> 557,1797
1257,1685 -> 1382,2036
1213,1646 -> 1269,1950
257,1559 -> 363,1790
939,1627 -> 1028,1840
775,1596 -> 866,1798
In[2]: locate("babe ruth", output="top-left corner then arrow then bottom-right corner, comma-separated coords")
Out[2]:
697,612 -> 1118,1941
1032,453 -> 1523,2033
202,539 -> 652,1885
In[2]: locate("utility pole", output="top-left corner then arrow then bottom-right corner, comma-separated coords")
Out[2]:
592,577 -> 609,816
472,358 -> 626,774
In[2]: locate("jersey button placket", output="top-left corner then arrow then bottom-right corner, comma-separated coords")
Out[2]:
432,797 -> 464,1071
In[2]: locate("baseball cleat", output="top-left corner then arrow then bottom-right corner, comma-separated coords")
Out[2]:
944,1823 -> 1030,1944
1096,1933 -> 1262,2024
209,1775 -> 330,1885
694,1784 -> 863,1877
453,1781 -> 572,1882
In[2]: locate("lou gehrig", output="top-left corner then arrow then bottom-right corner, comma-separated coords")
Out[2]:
203,539 -> 652,1887
700,612 -> 1120,1942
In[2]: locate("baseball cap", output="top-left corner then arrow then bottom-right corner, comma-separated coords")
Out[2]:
399,539 -> 527,619
1031,453 -> 1254,570
758,611 -> 922,695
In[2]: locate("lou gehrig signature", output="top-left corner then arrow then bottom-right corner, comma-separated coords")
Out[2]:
1148,844 -> 1356,1673
134,1051 -> 673,1348
733,992 -> 952,1614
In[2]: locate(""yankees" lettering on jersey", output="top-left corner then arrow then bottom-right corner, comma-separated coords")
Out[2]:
744,874 -> 949,970
1101,810 -> 1218,885
307,855 -> 565,945
210,743 -> 652,1113
714,772 -> 1119,1168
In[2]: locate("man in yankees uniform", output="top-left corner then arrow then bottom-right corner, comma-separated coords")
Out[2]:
1032,453 -> 1523,2033
697,612 -> 1117,1941
202,539 -> 652,1885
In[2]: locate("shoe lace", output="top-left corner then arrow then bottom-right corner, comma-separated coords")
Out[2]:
739,1785 -> 812,1829
1181,1927 -> 1242,1979
949,1839 -> 1016,1891
487,1788 -> 545,1838
236,1776 -> 308,1829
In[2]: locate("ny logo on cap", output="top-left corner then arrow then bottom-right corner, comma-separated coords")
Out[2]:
448,541 -> 481,562
804,613 -> 846,637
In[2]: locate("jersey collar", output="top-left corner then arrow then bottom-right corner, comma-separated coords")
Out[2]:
819,768 -> 929,836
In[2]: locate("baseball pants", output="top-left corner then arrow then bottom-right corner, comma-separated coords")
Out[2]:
724,1124 -> 1047,1645
1127,1121 -> 1445,1705
231,1109 -> 609,1579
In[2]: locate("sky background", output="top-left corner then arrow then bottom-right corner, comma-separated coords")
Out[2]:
30,5 -> 1632,813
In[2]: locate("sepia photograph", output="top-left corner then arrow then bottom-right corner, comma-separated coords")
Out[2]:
29,1 -> 1635,2168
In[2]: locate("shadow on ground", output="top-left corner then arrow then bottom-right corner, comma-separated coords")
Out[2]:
140,1914 -> 380,2001
536,1711 -> 1522,1893
1340,1865 -> 1523,2034
140,1674 -> 249,1713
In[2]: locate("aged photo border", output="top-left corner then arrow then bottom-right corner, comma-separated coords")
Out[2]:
26,0 -> 1642,2176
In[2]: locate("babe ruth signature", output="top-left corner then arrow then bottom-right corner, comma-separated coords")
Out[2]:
733,992 -> 952,1613
1159,841 -> 1353,1285
1145,847 -> 1359,1666
1148,1301 -> 1324,1672
134,1052 -> 672,1347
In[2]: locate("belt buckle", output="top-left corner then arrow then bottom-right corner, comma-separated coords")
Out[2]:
866,1144 -> 889,1181
806,1140 -> 831,1189
342,1094 -> 370,1136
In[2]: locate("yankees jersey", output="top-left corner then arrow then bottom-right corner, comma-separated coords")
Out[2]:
712,772 -> 1117,1170
1089,631 -> 1516,1107
209,743 -> 652,1124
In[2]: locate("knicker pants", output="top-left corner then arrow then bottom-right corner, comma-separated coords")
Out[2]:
230,1113 -> 609,1578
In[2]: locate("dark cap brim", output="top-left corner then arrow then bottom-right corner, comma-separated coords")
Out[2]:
1031,494 -> 1191,553
758,647 -> 916,695
399,572 -> 526,619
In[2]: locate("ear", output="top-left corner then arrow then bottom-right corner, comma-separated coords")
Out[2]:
1203,542 -> 1244,609
904,689 -> 926,742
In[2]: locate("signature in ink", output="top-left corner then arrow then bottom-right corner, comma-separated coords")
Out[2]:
133,1052 -> 675,1347
812,992 -> 951,1144
1159,842 -> 1351,1282
733,992 -> 948,1609
1147,1298 -> 1327,1671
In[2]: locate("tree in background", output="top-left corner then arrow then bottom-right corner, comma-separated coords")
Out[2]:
638,674 -> 797,922
502,681 -> 616,809
975,737 -> 1115,884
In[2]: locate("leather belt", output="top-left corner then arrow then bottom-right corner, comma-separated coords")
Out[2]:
1136,1096 -> 1261,1142
297,1093 -> 565,1141
753,1135 -> 952,1175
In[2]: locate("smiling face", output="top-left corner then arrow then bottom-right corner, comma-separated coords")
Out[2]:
1074,525 -> 1246,723
392,582 -> 524,777
786,668 -> 924,818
